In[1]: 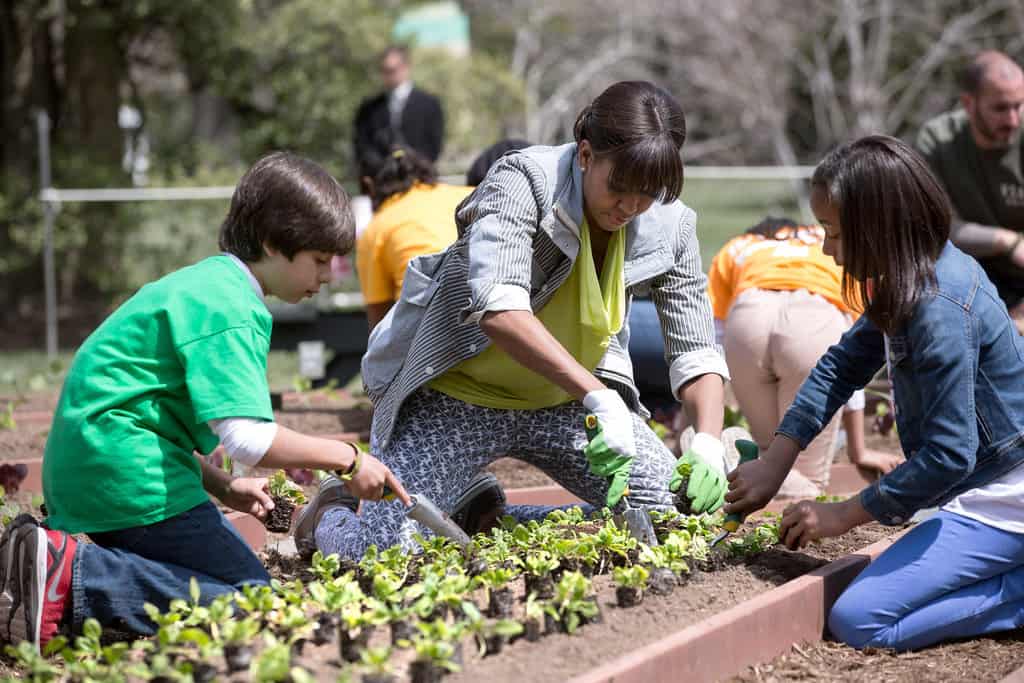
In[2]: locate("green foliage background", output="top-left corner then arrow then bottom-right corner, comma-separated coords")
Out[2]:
0,0 -> 525,341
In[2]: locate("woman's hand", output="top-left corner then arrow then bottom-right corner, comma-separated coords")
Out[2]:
779,498 -> 870,550
346,451 -> 412,507
219,477 -> 276,520
851,449 -> 904,478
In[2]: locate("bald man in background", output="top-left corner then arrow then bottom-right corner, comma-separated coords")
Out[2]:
917,51 -> 1024,326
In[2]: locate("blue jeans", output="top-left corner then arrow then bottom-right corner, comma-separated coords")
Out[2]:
829,510 -> 1024,651
71,501 -> 270,635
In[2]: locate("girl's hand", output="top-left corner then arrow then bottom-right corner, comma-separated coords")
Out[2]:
724,457 -> 789,516
779,499 -> 865,550
851,449 -> 904,478
220,477 -> 276,520
347,452 -> 412,507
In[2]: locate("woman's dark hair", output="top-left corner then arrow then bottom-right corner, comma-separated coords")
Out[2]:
369,146 -> 437,209
466,138 -> 531,186
573,81 -> 686,203
219,151 -> 354,261
811,135 -> 951,334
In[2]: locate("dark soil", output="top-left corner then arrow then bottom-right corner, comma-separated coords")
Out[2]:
731,634 -> 1024,682
264,495 -> 296,532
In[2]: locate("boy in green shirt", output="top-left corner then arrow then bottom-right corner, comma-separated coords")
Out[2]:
0,152 -> 410,653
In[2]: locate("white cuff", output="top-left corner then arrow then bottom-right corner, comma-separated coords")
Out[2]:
208,418 -> 278,467
669,348 -> 731,399
460,282 -> 533,324
845,388 -> 866,412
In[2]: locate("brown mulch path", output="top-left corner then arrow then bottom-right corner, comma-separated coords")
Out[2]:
731,634 -> 1024,682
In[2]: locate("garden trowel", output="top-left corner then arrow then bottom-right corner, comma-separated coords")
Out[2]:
383,486 -> 472,548
584,414 -> 659,547
618,493 -> 660,547
710,439 -> 760,548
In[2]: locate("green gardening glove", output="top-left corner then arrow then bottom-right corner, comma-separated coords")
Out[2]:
583,414 -> 633,508
668,432 -> 728,514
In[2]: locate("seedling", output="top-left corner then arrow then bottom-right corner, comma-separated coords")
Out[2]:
547,571 -> 599,634
613,564 -> 649,607
726,520 -> 781,556
0,401 -> 16,431
524,551 -> 559,599
360,645 -> 397,683
673,461 -> 696,514
265,469 -> 307,532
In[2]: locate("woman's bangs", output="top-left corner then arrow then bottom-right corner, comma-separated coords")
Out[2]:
605,138 -> 683,203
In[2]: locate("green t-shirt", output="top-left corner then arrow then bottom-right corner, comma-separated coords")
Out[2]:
916,109 -> 1024,297
43,255 -> 274,533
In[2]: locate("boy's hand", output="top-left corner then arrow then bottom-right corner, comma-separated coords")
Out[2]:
670,433 -> 727,513
724,456 -> 788,516
779,499 -> 866,550
347,452 -> 412,507
220,477 -> 276,520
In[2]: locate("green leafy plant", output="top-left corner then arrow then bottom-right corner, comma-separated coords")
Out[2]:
724,404 -> 749,430
267,470 -> 307,505
726,520 -> 781,556
546,571 -> 598,634
612,564 -> 649,589
0,401 -> 16,431
359,645 -> 396,677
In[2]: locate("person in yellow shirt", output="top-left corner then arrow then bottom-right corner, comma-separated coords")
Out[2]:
356,147 -> 473,330
708,217 -> 903,496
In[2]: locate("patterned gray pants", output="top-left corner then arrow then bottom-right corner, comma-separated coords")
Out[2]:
316,388 -> 677,559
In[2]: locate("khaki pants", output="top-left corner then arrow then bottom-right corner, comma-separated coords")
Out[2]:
724,289 -> 851,495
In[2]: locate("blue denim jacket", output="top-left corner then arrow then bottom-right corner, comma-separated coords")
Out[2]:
777,242 -> 1024,524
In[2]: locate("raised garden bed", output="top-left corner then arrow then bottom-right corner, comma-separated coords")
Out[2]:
0,495 -> 908,682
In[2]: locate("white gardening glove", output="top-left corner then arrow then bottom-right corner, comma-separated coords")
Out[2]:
689,432 -> 728,476
670,432 -> 729,513
582,389 -> 637,459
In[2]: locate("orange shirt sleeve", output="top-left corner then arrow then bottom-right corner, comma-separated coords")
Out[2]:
356,227 -> 396,305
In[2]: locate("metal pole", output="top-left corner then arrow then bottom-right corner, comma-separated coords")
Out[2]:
36,110 -> 58,359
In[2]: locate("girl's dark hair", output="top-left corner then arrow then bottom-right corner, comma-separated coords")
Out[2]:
745,216 -> 800,238
573,81 -> 686,203
745,216 -> 822,243
219,151 -> 354,261
811,135 -> 951,334
370,146 -> 437,209
466,138 -> 532,186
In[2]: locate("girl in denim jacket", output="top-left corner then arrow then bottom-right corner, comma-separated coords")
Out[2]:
727,135 -> 1024,651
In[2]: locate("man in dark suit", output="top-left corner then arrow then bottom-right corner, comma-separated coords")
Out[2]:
354,46 -> 444,189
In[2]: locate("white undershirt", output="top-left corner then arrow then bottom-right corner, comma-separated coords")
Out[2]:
204,254 -> 278,466
883,334 -> 1024,533
942,464 -> 1024,534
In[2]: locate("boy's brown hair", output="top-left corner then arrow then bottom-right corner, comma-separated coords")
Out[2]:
219,152 -> 355,261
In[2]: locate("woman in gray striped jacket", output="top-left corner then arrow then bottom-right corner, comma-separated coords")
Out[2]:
298,81 -> 734,560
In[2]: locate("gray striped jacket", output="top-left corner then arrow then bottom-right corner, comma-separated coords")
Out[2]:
362,143 -> 729,452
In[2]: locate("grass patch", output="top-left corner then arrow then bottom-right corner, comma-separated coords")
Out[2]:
682,177 -> 805,268
0,350 -> 301,397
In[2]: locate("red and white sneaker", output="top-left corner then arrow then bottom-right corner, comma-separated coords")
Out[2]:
0,517 -> 76,653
